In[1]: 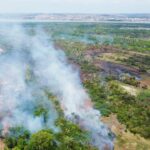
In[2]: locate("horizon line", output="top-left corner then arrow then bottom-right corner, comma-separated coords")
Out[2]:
0,13 -> 150,15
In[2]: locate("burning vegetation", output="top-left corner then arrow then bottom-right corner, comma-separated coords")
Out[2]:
0,25 -> 114,150
0,22 -> 150,150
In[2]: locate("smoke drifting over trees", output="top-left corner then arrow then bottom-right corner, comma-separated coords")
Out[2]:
0,25 -> 113,149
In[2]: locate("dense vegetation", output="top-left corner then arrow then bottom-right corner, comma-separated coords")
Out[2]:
84,79 -> 150,139
52,22 -> 150,139
1,22 -> 150,149
46,22 -> 150,52
4,93 -> 97,150
46,22 -> 150,140
4,122 -> 96,150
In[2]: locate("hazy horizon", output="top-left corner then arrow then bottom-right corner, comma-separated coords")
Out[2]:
0,0 -> 150,14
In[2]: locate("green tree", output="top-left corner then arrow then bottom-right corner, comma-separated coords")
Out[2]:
27,130 -> 57,150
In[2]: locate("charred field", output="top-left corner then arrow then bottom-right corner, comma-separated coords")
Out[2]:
0,22 -> 150,150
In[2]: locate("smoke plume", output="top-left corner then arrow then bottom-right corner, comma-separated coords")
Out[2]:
0,25 -> 113,149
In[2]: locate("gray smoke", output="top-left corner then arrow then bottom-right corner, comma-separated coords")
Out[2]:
0,25 -> 113,149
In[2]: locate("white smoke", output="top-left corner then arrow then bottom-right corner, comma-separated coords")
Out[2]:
0,26 -> 58,134
0,25 -> 114,149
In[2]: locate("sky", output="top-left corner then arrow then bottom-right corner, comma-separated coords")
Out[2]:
0,0 -> 150,14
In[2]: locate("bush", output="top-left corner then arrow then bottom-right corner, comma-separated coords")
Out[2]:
84,79 -> 150,138
27,130 -> 56,150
